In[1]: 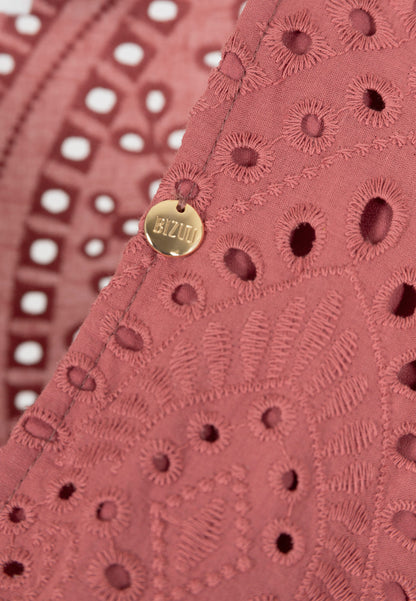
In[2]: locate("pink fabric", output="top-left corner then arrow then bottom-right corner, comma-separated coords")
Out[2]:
1,0 -> 416,599
0,0 -> 238,443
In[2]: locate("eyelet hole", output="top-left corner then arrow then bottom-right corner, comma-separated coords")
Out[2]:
282,29 -> 312,55
220,51 -> 245,80
3,561 -> 24,577
231,146 -> 258,167
282,469 -> 298,492
276,532 -> 294,554
363,88 -> 385,111
359,197 -> 392,244
389,284 -> 416,318
105,563 -> 131,590
171,283 -> 198,306
349,8 -> 376,36
175,178 -> 199,201
301,114 -> 324,138
114,326 -> 144,352
152,453 -> 170,472
96,500 -> 117,522
67,366 -> 96,391
392,510 -> 416,540
397,434 -> 416,463
23,416 -> 55,441
290,222 -> 316,257
261,407 -> 282,429
382,582 -> 408,601
200,424 -> 219,443
398,360 -> 416,391
223,248 -> 257,281
8,506 -> 25,523
58,482 -> 76,500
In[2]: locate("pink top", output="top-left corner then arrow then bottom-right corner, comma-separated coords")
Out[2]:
0,0 -> 416,600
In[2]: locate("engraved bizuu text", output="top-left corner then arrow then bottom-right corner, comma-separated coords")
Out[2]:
152,216 -> 199,244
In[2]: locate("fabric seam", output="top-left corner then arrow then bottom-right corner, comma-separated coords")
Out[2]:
0,0 -> 284,512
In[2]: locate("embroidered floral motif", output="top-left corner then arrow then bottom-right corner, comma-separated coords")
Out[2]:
268,458 -> 309,504
175,498 -> 225,573
275,202 -> 328,272
322,419 -> 378,456
0,0 -> 415,598
156,161 -> 214,213
247,394 -> 296,441
0,494 -> 36,536
262,518 -> 305,566
345,176 -> 408,262
372,266 -> 416,328
389,422 -> 416,473
186,409 -> 232,454
87,546 -> 147,601
283,98 -> 339,155
263,9 -> 335,77
11,405 -> 71,453
328,462 -> 377,494
210,232 -> 264,294
346,73 -> 403,127
158,270 -> 206,318
202,321 -> 233,390
0,547 -> 32,591
385,347 -> 416,402
326,0 -> 397,51
55,351 -> 108,409
328,499 -> 370,535
382,500 -> 416,552
100,310 -> 152,366
44,468 -> 88,514
139,438 -> 183,485
214,131 -> 275,183
313,560 -> 358,599
82,487 -> 131,538
323,534 -> 364,576
241,311 -> 269,380
168,340 -> 199,397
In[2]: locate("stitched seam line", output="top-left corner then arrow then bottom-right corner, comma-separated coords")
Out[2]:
1,255 -> 157,513
0,0 -> 283,511
201,0 -> 283,171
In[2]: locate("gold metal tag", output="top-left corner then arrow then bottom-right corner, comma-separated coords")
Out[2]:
144,199 -> 204,257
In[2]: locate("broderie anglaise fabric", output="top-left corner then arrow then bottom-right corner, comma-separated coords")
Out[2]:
0,0 -> 416,599
0,0 -> 240,444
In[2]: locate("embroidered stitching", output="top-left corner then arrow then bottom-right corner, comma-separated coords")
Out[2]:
0,0 -> 286,516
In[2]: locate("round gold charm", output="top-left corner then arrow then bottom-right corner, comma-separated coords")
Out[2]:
144,199 -> 204,257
